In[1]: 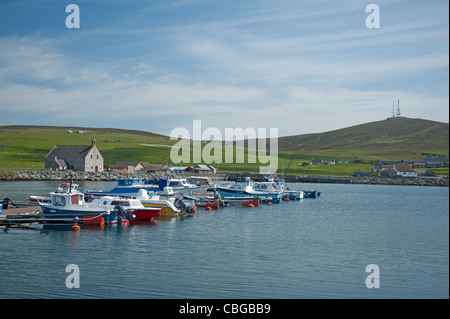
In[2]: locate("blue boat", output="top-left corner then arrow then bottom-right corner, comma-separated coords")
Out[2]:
85,177 -> 158,198
303,190 -> 320,198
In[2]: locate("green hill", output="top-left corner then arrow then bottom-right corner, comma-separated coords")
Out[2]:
278,117 -> 449,160
0,118 -> 448,174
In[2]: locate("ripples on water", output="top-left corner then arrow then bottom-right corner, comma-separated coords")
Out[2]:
0,181 -> 448,298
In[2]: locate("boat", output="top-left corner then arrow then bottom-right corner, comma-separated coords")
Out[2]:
261,176 -> 304,200
303,190 -> 320,198
216,177 -> 282,200
152,177 -> 210,195
136,189 -> 197,216
283,191 -> 304,200
87,196 -> 161,221
182,194 -> 225,208
39,182 -> 137,225
84,177 -> 158,198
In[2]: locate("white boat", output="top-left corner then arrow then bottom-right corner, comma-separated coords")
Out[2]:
136,189 -> 196,216
216,177 -> 282,200
155,177 -> 210,195
262,176 -> 304,200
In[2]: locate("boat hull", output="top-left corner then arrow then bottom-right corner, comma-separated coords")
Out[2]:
129,208 -> 160,220
41,206 -> 116,224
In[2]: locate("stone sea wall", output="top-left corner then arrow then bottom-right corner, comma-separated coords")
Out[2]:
0,169 -> 448,186
0,169 -> 228,182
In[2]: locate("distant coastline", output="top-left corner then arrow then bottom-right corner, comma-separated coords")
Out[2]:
0,169 -> 448,187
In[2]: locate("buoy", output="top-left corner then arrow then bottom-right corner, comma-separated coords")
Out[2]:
248,203 -> 255,208
72,217 -> 81,231
206,206 -> 212,211
268,201 -> 273,205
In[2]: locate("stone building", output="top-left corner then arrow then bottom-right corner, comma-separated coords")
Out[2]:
45,139 -> 104,172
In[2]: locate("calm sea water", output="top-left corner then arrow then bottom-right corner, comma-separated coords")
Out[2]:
0,181 -> 448,299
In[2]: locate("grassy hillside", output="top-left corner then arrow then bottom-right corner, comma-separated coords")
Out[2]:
0,125 -> 175,169
278,117 -> 449,160
0,118 -> 448,175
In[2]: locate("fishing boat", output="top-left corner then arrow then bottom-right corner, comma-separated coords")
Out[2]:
152,177 -> 209,195
39,182 -> 136,225
217,177 -> 282,200
136,190 -> 196,216
84,177 -> 158,198
262,176 -> 304,200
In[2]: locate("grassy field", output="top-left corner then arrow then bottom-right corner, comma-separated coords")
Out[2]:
1,120 -> 448,176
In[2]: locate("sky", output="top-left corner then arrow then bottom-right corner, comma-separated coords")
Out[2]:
0,0 -> 448,138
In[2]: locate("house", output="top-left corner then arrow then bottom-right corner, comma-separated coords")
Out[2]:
412,161 -> 427,169
424,156 -> 449,167
380,169 -> 397,177
393,165 -> 417,177
416,170 -> 436,177
45,139 -> 104,172
112,161 -> 145,172
193,164 -> 212,174
207,165 -> 217,174
170,166 -> 192,173
311,160 -> 322,165
144,163 -> 165,173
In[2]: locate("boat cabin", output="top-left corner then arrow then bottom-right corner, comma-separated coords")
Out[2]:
56,182 -> 81,194
253,181 -> 279,193
117,178 -> 144,188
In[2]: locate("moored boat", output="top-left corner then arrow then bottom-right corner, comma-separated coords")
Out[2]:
136,190 -> 196,216
39,182 -> 137,225
151,177 -> 210,195
84,177 -> 158,198
217,177 -> 282,200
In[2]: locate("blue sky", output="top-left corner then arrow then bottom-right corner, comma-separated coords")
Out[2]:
0,0 -> 448,137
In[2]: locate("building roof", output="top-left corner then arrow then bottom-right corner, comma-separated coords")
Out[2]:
56,159 -> 67,167
113,161 -> 143,169
394,165 -> 417,172
193,164 -> 211,171
381,169 -> 393,173
46,145 -> 92,159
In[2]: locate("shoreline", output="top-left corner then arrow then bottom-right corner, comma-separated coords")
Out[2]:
0,169 -> 448,187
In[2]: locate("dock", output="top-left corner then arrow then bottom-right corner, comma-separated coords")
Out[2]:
1,205 -> 42,216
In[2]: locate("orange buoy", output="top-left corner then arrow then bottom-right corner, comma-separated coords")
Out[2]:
206,206 -> 212,211
248,203 -> 255,208
268,201 -> 273,205
72,217 -> 81,231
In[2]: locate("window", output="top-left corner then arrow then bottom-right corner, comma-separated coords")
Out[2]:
53,196 -> 66,206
